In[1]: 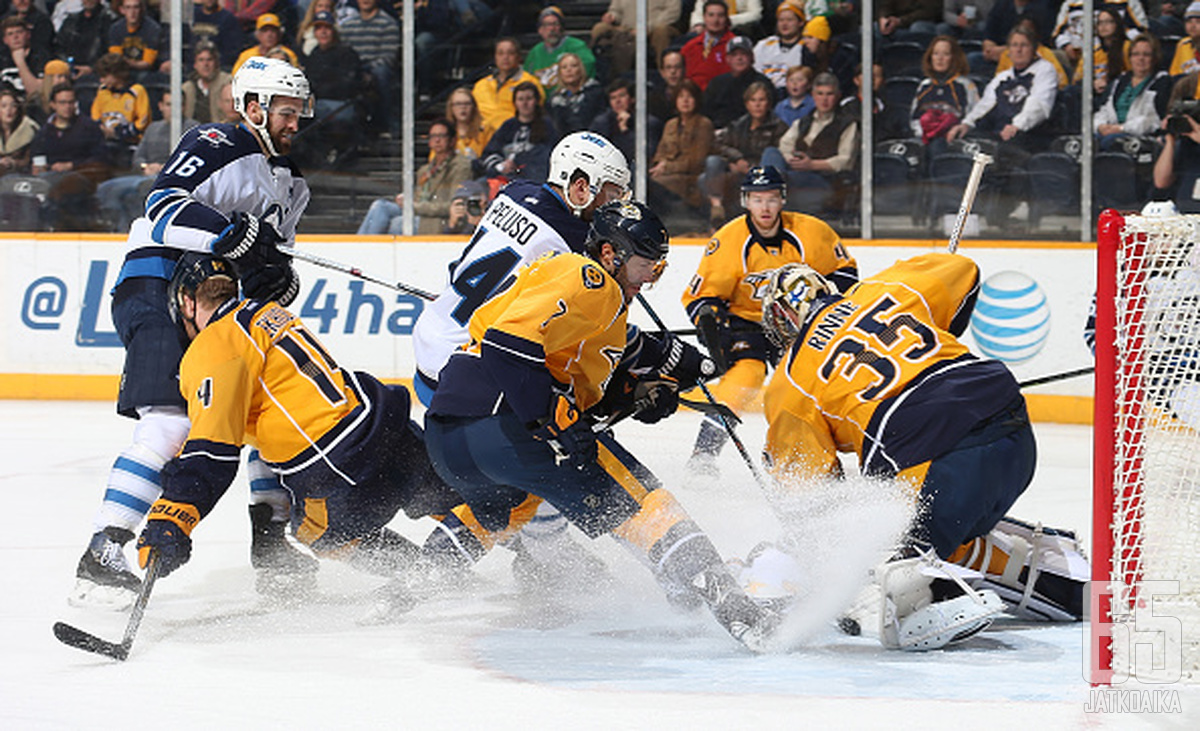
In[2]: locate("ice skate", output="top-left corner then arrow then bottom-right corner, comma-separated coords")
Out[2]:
69,527 -> 141,610
249,505 -> 318,596
357,578 -> 417,625
693,566 -> 781,653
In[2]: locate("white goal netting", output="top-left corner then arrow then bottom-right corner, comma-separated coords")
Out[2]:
1099,213 -> 1200,684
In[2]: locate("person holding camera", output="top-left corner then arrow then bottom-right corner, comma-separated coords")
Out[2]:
443,180 -> 488,235
1152,70 -> 1200,213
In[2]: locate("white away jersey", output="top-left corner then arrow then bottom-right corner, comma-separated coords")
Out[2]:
115,123 -> 310,286
412,179 -> 590,383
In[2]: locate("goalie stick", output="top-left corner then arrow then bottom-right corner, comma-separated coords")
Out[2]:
946,152 -> 993,254
54,551 -> 161,661
279,246 -> 438,300
1018,366 -> 1094,389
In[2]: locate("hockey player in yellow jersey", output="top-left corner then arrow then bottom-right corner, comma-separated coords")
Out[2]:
757,255 -> 1088,644
135,254 -> 464,584
424,201 -> 781,651
682,165 -> 857,475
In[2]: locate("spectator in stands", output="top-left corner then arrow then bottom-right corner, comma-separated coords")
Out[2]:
232,13 -> 299,72
443,179 -> 488,235
648,78 -> 715,220
976,0 -> 1053,75
548,52 -> 606,135
54,0 -> 116,79
524,6 -> 595,94
938,0 -> 992,39
217,77 -> 237,122
1074,6 -> 1129,96
1052,1 -> 1147,72
476,80 -> 559,186
302,10 -> 363,163
1095,34 -> 1169,151
877,0 -> 941,42
358,118 -> 472,235
1150,0 -> 1185,38
647,49 -> 687,121
95,89 -> 196,231
2,0 -> 53,56
948,25 -> 1057,225
775,64 -> 815,127
472,37 -> 543,132
297,0 -> 334,55
1154,70 -> 1200,212
338,0 -> 399,137
445,86 -> 494,161
108,0 -> 163,79
0,86 -> 37,175
687,0 -> 763,36
193,0 -> 244,71
912,35 -> 979,155
591,0 -> 680,78
705,79 -> 788,217
843,61 -> 906,141
754,1 -> 813,93
589,77 -> 663,170
91,52 -> 150,166
762,71 -> 858,214
705,35 -> 774,130
682,0 -> 735,91
800,14 -> 832,75
226,0 -> 294,36
30,83 -> 110,229
0,16 -> 45,95
1170,2 -> 1200,76
182,41 -> 231,126
994,17 -> 1068,89
26,59 -> 71,125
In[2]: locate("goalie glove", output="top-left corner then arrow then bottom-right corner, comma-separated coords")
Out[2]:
691,301 -> 730,376
530,391 -> 597,470
136,499 -> 201,578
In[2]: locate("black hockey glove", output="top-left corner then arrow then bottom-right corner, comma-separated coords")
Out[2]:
631,377 -> 680,424
652,332 -> 717,387
530,392 -> 597,470
136,499 -> 198,578
692,301 -> 730,375
212,212 -> 289,268
241,263 -> 300,306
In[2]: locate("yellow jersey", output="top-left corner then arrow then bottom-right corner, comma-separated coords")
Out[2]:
763,253 -> 1021,481
682,211 -> 857,325
430,251 -> 628,424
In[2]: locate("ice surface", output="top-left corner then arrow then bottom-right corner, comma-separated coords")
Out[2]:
2,400 -> 1195,729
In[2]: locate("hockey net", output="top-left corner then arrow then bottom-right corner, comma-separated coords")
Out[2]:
1093,210 -> 1200,685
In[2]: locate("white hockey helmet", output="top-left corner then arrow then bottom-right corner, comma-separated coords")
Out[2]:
231,57 -> 314,120
761,263 -> 837,347
548,131 -> 631,216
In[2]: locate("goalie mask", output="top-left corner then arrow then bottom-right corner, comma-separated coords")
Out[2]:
548,132 -> 631,217
168,253 -> 238,334
761,263 -> 837,347
585,200 -> 669,285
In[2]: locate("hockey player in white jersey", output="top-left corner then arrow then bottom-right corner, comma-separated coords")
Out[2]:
411,131 -> 632,405
71,57 -> 317,608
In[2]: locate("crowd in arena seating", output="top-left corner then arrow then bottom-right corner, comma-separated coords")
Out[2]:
3,0 -> 1199,235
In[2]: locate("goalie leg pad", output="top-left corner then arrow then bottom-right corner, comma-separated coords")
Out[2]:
874,553 -> 1003,651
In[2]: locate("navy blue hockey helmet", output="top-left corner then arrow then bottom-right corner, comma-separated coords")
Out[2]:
168,252 -> 237,331
585,200 -> 669,282
741,165 -> 787,198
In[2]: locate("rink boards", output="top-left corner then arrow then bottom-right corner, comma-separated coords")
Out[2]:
0,234 -> 1096,422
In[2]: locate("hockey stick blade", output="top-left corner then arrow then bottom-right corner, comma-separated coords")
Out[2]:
53,621 -> 130,661
679,396 -> 741,425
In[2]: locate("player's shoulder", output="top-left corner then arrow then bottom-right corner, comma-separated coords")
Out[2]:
230,299 -> 296,342
495,180 -> 589,247
706,215 -> 752,254
781,210 -> 838,236
176,123 -> 261,165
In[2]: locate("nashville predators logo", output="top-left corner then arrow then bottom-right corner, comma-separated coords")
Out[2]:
581,263 -> 605,289
745,271 -> 772,301
705,237 -> 720,256
614,201 -> 642,220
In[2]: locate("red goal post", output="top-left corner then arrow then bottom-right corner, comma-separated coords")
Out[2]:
1092,209 -> 1200,685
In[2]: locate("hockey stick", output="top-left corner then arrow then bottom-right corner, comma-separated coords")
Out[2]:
946,152 -> 994,254
1018,366 -> 1094,389
279,246 -> 438,300
636,294 -> 768,487
53,551 -> 162,661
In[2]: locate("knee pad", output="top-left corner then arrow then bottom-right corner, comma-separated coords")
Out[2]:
132,406 -> 190,463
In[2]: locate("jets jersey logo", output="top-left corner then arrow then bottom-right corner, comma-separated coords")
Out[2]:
197,127 -> 234,147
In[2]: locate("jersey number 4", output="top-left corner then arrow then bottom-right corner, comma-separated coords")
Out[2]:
820,295 -> 937,400
450,248 -> 520,326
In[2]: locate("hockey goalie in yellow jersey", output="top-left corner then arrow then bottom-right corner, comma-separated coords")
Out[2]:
754,253 -> 1090,650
